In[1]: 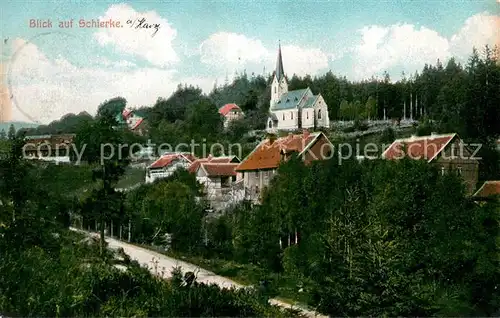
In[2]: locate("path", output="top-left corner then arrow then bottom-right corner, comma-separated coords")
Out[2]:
70,228 -> 327,318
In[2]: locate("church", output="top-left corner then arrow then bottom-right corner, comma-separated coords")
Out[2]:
266,44 -> 330,132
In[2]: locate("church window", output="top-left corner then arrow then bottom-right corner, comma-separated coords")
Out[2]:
318,109 -> 322,119
282,113 -> 285,120
291,112 -> 293,119
307,112 -> 309,119
274,87 -> 276,93
268,120 -> 272,128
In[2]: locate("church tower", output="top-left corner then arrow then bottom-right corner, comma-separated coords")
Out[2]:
270,43 -> 288,109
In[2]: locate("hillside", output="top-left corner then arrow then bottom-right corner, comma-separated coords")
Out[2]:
0,121 -> 39,132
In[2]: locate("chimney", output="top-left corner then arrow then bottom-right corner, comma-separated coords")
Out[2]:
302,129 -> 310,139
268,133 -> 277,144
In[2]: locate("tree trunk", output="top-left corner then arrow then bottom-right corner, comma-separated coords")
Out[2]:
100,219 -> 105,257
111,220 -> 113,238
119,224 -> 122,240
128,220 -> 131,242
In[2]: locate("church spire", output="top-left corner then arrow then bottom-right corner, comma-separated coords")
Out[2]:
275,41 -> 284,81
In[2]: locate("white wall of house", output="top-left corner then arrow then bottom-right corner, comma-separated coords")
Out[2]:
223,110 -> 244,128
314,95 -> 330,128
196,167 -> 241,204
301,108 -> 315,129
145,160 -> 191,183
242,169 -> 276,200
273,109 -> 299,130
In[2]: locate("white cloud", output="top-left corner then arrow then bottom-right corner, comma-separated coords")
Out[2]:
280,45 -> 329,77
7,38 -> 181,123
199,32 -> 329,77
99,57 -> 137,68
352,24 -> 450,80
450,12 -> 500,57
93,3 -> 178,67
351,12 -> 500,80
200,32 -> 268,66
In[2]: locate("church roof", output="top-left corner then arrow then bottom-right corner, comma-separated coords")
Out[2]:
303,95 -> 319,108
273,88 -> 311,110
275,44 -> 285,81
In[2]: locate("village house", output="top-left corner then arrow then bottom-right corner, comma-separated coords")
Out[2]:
23,134 -> 75,163
266,44 -> 330,132
145,152 -> 197,183
115,108 -> 148,136
235,129 -> 334,203
473,181 -> 500,202
219,103 -> 244,129
188,155 -> 243,210
382,133 -> 479,195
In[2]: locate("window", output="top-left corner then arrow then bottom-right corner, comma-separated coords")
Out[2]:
268,120 -> 272,128
282,113 -> 285,120
318,109 -> 322,119
274,87 -> 276,93
291,112 -> 293,119
306,112 -> 309,119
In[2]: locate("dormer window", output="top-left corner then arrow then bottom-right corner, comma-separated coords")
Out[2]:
277,100 -> 281,104
286,98 -> 290,102
294,97 -> 298,101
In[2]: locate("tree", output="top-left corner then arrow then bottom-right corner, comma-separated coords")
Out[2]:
74,112 -> 130,255
140,181 -> 204,252
96,97 -> 127,119
365,96 -> 377,120
0,129 -> 6,139
339,100 -> 350,120
7,124 -> 16,140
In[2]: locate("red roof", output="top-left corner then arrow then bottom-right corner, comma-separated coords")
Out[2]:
201,163 -> 239,177
474,181 -> 500,198
219,103 -> 241,116
382,134 -> 456,162
148,153 -> 196,169
188,156 -> 239,173
122,108 -> 132,118
131,118 -> 144,130
235,132 -> 325,171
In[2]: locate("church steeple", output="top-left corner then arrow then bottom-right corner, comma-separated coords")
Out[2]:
275,41 -> 284,81
270,41 -> 288,109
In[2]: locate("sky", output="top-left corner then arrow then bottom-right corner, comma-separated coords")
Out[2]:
0,0 -> 499,123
